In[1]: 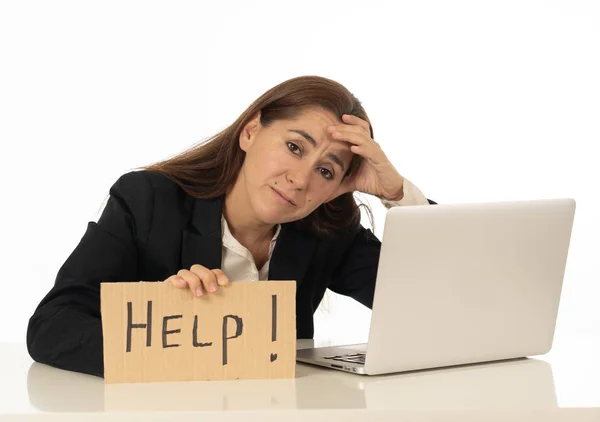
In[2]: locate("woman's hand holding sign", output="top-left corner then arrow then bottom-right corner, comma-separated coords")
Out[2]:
164,265 -> 230,297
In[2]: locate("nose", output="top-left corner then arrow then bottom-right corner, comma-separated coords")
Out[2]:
286,162 -> 312,190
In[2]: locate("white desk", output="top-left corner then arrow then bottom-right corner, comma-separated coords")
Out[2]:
1,336 -> 599,421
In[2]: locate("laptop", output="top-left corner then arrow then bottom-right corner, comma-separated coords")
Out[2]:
296,198 -> 576,375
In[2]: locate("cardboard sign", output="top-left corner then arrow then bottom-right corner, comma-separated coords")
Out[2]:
100,281 -> 296,384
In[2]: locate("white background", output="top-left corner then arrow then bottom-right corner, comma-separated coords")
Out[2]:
0,0 -> 598,394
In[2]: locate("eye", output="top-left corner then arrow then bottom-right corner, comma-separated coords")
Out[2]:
319,168 -> 334,180
287,141 -> 301,155
287,141 -> 335,181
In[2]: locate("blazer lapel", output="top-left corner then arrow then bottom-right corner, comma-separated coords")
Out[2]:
181,195 -> 224,271
268,223 -> 319,287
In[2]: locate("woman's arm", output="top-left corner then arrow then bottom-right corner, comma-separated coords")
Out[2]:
26,171 -> 153,377
327,225 -> 381,309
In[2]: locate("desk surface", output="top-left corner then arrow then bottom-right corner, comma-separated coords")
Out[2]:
1,336 -> 599,421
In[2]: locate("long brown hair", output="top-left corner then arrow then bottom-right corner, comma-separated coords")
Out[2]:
141,75 -> 374,239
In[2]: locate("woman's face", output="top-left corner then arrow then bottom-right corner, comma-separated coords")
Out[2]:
238,107 -> 354,224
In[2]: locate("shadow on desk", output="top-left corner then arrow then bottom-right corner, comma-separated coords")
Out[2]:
27,357 -> 558,412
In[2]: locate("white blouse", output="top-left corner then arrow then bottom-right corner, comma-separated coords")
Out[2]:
221,177 -> 430,282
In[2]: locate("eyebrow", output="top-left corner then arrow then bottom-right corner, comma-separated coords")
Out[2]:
288,129 -> 346,172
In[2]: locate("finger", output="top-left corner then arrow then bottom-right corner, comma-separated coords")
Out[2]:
189,264 -> 219,294
341,114 -> 371,134
164,274 -> 187,288
329,127 -> 370,148
211,268 -> 230,286
333,127 -> 382,161
350,144 -> 377,161
328,124 -> 367,139
178,268 -> 204,297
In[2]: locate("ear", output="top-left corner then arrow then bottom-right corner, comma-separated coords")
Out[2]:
239,111 -> 261,152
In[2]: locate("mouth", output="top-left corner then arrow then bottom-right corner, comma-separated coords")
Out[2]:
271,187 -> 296,206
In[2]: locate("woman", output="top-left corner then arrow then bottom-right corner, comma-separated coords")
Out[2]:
26,75 -> 434,377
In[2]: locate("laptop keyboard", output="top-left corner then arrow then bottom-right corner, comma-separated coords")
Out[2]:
323,353 -> 366,364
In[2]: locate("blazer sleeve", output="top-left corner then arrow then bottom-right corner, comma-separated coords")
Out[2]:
327,225 -> 382,309
26,171 -> 154,377
327,197 -> 438,308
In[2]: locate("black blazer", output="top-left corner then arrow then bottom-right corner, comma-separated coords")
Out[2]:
27,170 -> 436,377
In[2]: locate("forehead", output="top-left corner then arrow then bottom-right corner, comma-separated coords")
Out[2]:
278,108 -> 354,170
286,107 -> 340,126
278,107 -> 350,150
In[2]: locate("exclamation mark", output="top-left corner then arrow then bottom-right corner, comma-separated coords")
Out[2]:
270,294 -> 278,362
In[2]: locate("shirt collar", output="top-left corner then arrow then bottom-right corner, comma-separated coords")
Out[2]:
221,214 -> 281,244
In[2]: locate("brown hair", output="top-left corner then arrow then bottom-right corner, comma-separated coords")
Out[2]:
140,75 -> 374,239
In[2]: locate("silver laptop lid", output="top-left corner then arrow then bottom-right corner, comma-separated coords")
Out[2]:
365,198 -> 576,375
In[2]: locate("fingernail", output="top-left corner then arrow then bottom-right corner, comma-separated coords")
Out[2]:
208,285 -> 217,292
195,288 -> 203,297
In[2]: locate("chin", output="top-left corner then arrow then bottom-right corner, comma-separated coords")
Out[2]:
248,198 -> 289,225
